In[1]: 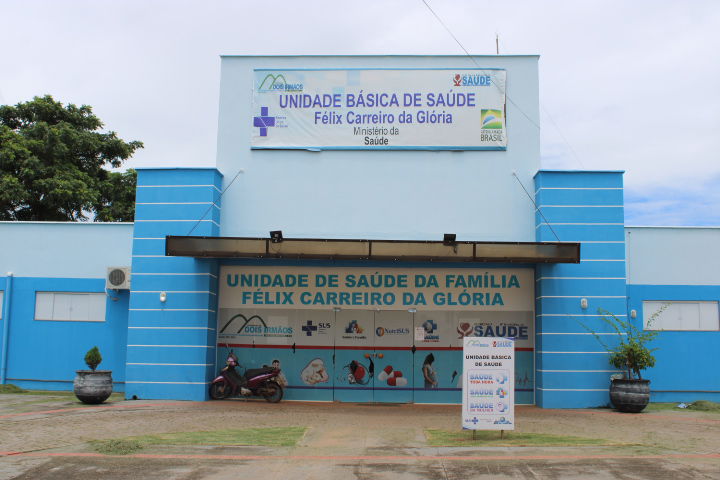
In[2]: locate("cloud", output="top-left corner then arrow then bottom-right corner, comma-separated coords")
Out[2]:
625,174 -> 720,226
0,0 -> 718,225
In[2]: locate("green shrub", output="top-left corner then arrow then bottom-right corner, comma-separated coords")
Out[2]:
585,308 -> 662,380
84,346 -> 103,371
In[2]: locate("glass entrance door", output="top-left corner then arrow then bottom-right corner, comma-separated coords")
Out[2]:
333,310 -> 414,403
373,310 -> 414,403
333,310 -> 375,402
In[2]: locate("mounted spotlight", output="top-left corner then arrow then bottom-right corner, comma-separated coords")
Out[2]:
443,233 -> 457,246
270,230 -> 283,243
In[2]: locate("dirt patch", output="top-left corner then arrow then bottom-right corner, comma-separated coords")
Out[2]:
0,395 -> 718,457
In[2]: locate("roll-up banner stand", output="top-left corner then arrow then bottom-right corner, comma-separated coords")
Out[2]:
462,337 -> 515,431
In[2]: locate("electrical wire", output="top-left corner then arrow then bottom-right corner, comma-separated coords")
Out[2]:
421,0 -> 541,131
421,0 -> 573,241
541,103 -> 585,169
493,24 -> 585,170
512,172 -> 561,242
186,167 -> 244,236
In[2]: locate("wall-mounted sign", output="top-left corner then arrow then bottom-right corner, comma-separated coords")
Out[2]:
219,266 -> 532,311
251,69 -> 507,150
462,337 -> 515,430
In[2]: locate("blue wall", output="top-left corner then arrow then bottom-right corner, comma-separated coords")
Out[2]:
625,227 -> 720,402
1,57 -> 717,409
0,222 -> 133,390
125,168 -> 223,401
627,284 -> 720,403
0,276 -> 128,390
535,170 -> 628,408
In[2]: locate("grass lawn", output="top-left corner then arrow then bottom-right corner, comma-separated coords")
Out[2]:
645,401 -> 720,413
92,427 -> 307,455
426,429 -> 617,447
0,384 -> 123,401
0,384 -> 28,394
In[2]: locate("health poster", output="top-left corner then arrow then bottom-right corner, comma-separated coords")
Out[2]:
462,337 -> 515,430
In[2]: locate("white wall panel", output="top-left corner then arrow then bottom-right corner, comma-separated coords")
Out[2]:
644,301 -> 719,331
0,222 -> 133,279
626,227 -> 720,285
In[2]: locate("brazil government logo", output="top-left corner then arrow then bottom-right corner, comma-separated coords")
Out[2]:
481,109 -> 503,129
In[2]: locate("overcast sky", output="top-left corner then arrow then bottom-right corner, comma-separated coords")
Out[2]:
1,0 -> 718,226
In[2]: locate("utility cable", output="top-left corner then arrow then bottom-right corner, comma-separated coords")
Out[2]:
422,0 -> 474,59
541,103 -> 585,169
512,172 -> 561,242
421,0 -> 541,131
421,0 -> 593,239
186,167 -> 244,236
422,0 -> 586,169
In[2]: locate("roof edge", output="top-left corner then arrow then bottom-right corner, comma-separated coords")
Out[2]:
0,221 -> 134,225
220,54 -> 540,59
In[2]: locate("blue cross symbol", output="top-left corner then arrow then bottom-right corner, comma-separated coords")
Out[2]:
471,417 -> 479,425
253,106 -> 276,137
302,320 -> 318,336
423,319 -> 437,333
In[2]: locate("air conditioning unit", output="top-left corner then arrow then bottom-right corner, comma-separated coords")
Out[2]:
106,267 -> 131,290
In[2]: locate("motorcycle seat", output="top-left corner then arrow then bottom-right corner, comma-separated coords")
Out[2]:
244,367 -> 275,379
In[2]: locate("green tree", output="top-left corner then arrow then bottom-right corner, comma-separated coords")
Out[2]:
0,95 -> 143,221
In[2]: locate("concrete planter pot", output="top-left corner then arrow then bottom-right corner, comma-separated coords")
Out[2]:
74,370 -> 113,404
610,378 -> 650,413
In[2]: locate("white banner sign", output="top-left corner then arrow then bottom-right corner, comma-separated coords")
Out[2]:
251,69 -> 506,150
462,337 -> 515,430
219,267 -> 533,311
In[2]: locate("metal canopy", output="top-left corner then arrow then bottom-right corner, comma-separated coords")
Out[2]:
165,236 -> 580,264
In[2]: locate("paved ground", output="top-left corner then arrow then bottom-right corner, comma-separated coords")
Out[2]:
0,393 -> 718,479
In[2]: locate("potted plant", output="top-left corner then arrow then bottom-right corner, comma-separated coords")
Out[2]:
587,309 -> 661,413
73,346 -> 113,404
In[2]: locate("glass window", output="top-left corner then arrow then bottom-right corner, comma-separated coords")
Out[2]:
35,292 -> 106,322
643,301 -> 719,331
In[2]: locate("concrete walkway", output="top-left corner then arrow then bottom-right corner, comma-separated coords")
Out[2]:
0,396 -> 718,479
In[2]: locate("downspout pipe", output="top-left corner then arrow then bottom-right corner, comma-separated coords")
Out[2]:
0,272 -> 13,384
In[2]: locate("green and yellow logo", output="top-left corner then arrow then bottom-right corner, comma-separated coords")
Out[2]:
258,74 -> 288,90
481,109 -> 503,129
258,73 -> 303,92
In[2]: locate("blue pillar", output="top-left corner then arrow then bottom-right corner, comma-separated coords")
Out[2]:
534,170 -> 627,408
0,273 -> 13,384
125,168 -> 223,400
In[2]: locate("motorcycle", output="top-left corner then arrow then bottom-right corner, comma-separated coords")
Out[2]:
209,351 -> 284,403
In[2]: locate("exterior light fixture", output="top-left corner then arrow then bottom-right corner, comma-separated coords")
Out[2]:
630,309 -> 637,319
443,233 -> 457,246
270,230 -> 283,243
159,291 -> 167,303
580,298 -> 588,309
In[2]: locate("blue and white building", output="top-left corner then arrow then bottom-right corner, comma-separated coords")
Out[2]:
1,55 -> 718,408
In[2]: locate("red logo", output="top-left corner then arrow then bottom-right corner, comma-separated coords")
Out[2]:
453,74 -> 462,86
457,322 -> 473,338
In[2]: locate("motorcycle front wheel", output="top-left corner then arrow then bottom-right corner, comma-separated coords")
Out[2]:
261,380 -> 283,403
209,381 -> 229,400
